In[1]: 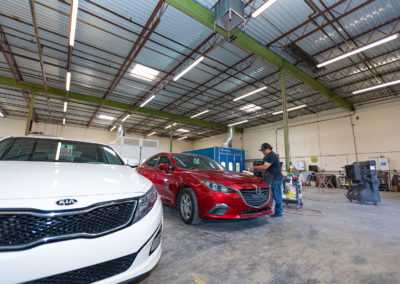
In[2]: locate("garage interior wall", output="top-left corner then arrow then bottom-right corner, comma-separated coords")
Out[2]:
191,98 -> 400,173
193,132 -> 243,150
243,98 -> 400,172
0,117 -> 194,153
2,97 -> 400,171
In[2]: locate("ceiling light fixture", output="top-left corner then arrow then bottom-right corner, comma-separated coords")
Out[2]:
273,104 -> 307,115
190,109 -> 209,118
228,120 -> 248,126
233,86 -> 267,101
55,142 -> 61,160
110,125 -> 116,132
69,0 -> 79,46
63,101 -> 68,112
62,118 -> 66,125
252,0 -> 279,18
130,64 -> 159,81
65,71 -> 71,91
240,104 -> 262,113
317,33 -> 399,68
165,122 -> 177,129
173,56 -> 204,81
147,131 -> 156,137
121,114 -> 131,122
352,79 -> 400,94
178,136 -> 188,141
140,95 -> 155,107
98,114 -> 115,120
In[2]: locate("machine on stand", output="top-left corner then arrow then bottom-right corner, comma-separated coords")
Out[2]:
252,161 -> 303,208
345,160 -> 381,205
282,173 -> 303,208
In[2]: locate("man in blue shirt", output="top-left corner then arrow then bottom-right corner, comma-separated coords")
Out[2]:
250,143 -> 283,217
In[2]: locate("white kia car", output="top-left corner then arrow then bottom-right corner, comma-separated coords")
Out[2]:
0,136 -> 163,284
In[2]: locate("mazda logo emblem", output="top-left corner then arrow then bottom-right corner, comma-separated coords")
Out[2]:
56,199 -> 77,206
256,188 -> 262,195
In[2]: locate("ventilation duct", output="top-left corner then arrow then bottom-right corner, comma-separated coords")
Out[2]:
223,126 -> 235,148
214,0 -> 245,40
284,43 -> 323,73
117,124 -> 126,138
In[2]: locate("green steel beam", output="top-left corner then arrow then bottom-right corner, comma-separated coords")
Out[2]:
170,121 -> 174,152
25,91 -> 35,136
0,76 -> 242,133
281,67 -> 290,172
165,0 -> 354,112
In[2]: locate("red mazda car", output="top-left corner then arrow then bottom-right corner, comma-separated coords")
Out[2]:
136,153 -> 272,224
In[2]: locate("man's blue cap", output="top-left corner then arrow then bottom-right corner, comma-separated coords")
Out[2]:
259,143 -> 272,151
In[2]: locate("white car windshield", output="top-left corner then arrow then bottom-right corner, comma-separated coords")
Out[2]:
172,154 -> 225,170
0,137 -> 123,165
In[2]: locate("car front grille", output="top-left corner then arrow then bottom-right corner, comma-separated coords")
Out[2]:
240,207 -> 270,215
23,252 -> 137,284
239,188 -> 270,208
0,199 -> 137,251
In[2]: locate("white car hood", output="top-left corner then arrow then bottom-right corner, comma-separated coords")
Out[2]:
0,161 -> 152,200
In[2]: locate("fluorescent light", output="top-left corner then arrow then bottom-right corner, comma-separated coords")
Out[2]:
177,128 -> 189,133
65,71 -> 71,91
317,33 -> 399,68
173,56 -> 204,81
165,123 -> 177,129
55,142 -> 61,160
191,109 -> 209,118
130,64 -> 159,81
233,86 -> 267,101
147,131 -> 156,137
121,114 -> 130,122
63,101 -> 68,112
240,104 -> 262,113
62,118 -> 66,125
228,120 -> 248,126
110,125 -> 116,132
140,95 -> 155,107
273,104 -> 307,115
178,136 -> 188,140
352,79 -> 400,94
98,114 -> 115,120
69,0 -> 79,46
252,0 -> 279,18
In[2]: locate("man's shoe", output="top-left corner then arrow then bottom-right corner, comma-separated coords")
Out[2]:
270,214 -> 283,218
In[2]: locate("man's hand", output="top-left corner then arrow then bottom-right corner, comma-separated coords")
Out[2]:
249,167 -> 255,172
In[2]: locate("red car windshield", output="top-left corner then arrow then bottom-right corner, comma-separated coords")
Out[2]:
172,154 -> 225,170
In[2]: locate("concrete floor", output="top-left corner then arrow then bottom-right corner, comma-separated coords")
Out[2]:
135,187 -> 400,284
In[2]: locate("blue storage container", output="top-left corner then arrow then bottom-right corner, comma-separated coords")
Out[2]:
183,147 -> 245,172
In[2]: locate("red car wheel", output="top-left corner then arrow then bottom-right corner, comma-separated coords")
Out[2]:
179,188 -> 201,225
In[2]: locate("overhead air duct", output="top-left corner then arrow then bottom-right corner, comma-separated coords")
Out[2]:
284,43 -> 322,74
223,126 -> 235,148
117,124 -> 126,138
214,0 -> 245,40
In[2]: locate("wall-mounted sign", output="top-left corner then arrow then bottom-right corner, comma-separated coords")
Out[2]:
311,156 -> 318,163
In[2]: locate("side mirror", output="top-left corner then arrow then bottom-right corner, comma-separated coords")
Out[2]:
158,163 -> 171,171
125,158 -> 139,168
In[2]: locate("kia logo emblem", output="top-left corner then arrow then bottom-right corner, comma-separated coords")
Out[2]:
256,188 -> 262,195
56,199 -> 77,206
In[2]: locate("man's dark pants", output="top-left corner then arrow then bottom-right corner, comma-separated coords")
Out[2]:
272,179 -> 283,216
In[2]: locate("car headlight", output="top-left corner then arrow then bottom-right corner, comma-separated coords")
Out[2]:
200,179 -> 235,193
134,185 -> 158,222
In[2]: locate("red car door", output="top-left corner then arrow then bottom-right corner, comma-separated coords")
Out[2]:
152,155 -> 178,205
138,155 -> 164,194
